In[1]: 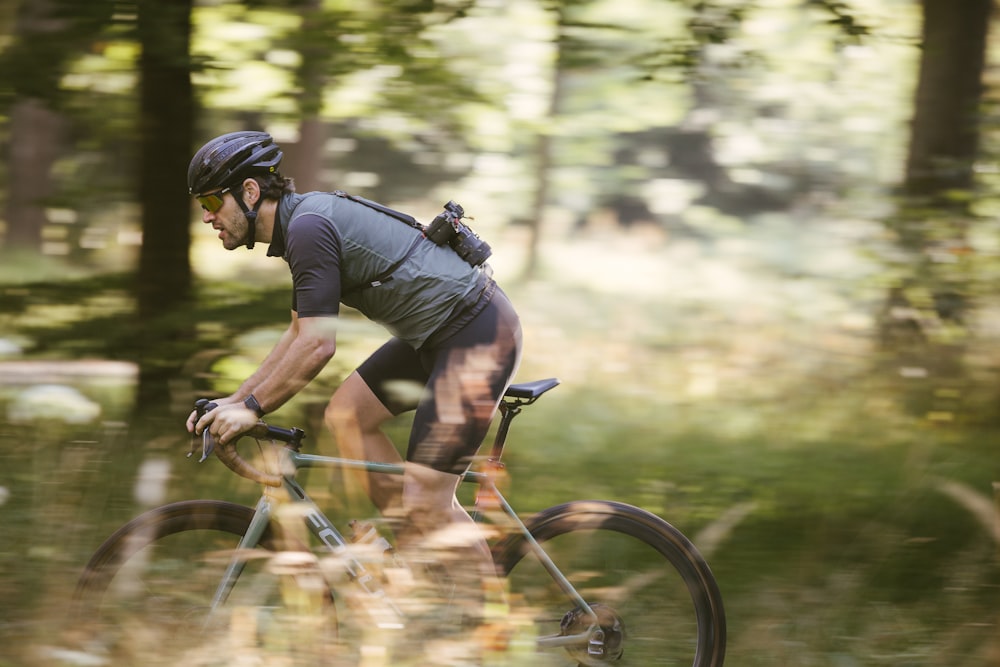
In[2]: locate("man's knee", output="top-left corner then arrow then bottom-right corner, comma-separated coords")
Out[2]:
325,372 -> 392,436
402,463 -> 461,514
324,388 -> 354,435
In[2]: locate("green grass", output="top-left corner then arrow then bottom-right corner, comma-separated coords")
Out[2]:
2,272 -> 999,664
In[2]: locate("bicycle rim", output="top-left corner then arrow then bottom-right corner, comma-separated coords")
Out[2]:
494,500 -> 726,667
75,500 -> 336,665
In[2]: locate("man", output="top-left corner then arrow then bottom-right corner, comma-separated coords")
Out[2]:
185,130 -> 522,617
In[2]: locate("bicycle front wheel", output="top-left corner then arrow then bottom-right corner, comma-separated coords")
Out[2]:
75,500 -> 335,665
494,500 -> 726,667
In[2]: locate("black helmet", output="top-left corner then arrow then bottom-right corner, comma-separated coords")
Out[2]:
188,131 -> 283,195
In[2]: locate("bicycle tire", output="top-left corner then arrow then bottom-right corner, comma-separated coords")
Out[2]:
494,500 -> 726,667
75,500 -> 336,665
76,500 -> 268,593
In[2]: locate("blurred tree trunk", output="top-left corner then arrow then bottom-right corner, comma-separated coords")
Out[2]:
1,0 -> 117,253
289,119 -> 328,193
902,0 -> 989,207
283,0 -> 328,193
523,60 -> 565,281
6,99 -> 63,251
2,0 -> 68,253
522,5 -> 569,280
879,0 -> 992,416
133,0 -> 195,417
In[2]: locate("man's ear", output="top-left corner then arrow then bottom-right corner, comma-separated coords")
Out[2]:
242,177 -> 260,205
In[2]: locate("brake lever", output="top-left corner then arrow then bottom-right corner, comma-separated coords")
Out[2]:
186,431 -> 216,461
186,399 -> 219,462
199,430 -> 216,462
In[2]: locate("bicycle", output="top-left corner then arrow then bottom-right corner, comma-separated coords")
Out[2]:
75,378 -> 726,666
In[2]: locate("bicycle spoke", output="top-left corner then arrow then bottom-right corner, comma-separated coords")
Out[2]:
511,530 -> 699,664
497,502 -> 726,667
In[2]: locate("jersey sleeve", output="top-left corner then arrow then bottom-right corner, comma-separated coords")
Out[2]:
285,213 -> 342,317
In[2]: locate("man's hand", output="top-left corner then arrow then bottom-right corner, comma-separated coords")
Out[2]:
186,396 -> 237,434
192,402 -> 261,445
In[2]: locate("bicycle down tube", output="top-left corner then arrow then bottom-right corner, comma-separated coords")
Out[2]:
209,467 -> 406,629
207,445 -> 600,648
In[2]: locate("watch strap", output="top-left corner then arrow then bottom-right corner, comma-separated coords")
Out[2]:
244,394 -> 265,417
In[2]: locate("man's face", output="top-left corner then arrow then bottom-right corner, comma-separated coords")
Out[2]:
197,189 -> 248,250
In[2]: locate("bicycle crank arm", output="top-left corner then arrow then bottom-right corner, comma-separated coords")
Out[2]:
535,630 -> 592,650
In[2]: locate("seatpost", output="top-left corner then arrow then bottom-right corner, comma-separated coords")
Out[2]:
488,400 -> 522,463
476,400 -> 521,511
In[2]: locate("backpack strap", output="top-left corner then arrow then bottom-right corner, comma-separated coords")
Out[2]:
332,190 -> 427,296
332,190 -> 425,232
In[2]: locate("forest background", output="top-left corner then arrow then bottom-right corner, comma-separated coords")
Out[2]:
0,0 -> 999,665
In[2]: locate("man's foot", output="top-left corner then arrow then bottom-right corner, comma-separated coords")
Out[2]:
349,519 -> 396,555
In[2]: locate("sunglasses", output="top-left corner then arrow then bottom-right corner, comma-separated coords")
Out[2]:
195,186 -> 231,213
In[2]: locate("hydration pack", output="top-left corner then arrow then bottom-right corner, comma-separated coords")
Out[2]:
332,190 -> 492,267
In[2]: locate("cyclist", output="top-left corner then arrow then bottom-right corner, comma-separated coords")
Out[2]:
185,130 -> 522,627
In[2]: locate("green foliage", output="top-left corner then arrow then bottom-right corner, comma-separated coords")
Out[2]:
0,0 -> 120,109
809,0 -> 873,42
1,0 -> 1000,663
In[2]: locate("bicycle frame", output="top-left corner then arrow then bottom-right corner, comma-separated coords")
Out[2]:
208,443 -> 599,650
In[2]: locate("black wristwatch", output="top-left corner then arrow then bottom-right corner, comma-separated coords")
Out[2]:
243,394 -> 265,417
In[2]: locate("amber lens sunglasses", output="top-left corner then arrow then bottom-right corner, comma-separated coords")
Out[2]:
195,187 -> 230,213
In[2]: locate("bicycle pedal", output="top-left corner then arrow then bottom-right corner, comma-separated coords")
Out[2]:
348,519 -> 397,560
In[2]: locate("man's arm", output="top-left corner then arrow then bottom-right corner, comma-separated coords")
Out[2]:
241,312 -> 338,413
193,212 -> 343,441
230,311 -> 306,403
186,310 -> 297,432
244,211 -> 342,409
191,311 -> 337,442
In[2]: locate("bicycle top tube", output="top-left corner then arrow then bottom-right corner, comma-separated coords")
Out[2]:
287,449 -> 491,486
194,378 -> 560,487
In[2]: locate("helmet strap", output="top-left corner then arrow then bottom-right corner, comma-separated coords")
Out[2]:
232,188 -> 263,250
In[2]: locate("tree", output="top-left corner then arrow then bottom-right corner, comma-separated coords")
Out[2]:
522,0 -> 570,280
133,0 -> 195,413
2,0 -> 66,253
0,0 -> 114,253
279,0 -> 334,192
879,0 -> 993,416
902,0 -> 990,207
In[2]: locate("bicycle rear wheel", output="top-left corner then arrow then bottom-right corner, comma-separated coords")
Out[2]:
494,500 -> 726,667
75,500 -> 336,665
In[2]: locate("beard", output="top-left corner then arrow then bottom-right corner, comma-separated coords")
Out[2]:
221,210 -> 250,250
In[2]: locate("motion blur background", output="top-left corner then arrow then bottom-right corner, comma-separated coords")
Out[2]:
1,0 -> 999,664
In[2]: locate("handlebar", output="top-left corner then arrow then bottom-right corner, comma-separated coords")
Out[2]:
190,399 -> 306,488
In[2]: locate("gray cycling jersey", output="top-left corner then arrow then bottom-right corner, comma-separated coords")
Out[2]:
270,192 -> 486,348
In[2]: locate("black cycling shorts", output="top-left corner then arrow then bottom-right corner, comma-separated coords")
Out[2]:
356,285 -> 522,475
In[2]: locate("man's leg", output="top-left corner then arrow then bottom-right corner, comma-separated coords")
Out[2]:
399,461 -> 491,562
398,292 -> 523,640
395,347 -> 518,647
325,370 -> 404,514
